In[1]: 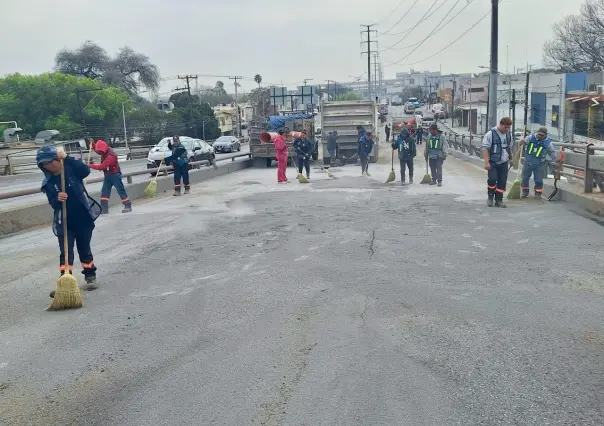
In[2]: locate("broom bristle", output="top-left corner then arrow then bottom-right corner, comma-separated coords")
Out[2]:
507,179 -> 521,199
46,274 -> 82,311
298,175 -> 310,184
143,180 -> 157,198
420,173 -> 432,184
385,170 -> 396,183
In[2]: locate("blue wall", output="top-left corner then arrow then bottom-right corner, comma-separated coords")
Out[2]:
531,92 -> 546,125
565,72 -> 588,93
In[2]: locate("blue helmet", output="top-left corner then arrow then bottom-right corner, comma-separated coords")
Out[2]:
36,145 -> 58,166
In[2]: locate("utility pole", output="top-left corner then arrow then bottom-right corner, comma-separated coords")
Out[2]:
229,76 -> 243,138
361,24 -> 377,101
176,75 -> 198,97
511,89 -> 516,139
488,0 -> 499,128
522,72 -> 530,136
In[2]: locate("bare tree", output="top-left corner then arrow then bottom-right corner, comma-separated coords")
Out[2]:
55,40 -> 109,79
544,0 -> 604,72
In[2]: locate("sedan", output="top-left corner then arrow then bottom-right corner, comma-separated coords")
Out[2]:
213,136 -> 241,153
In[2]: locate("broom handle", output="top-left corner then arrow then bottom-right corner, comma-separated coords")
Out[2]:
60,160 -> 69,274
153,150 -> 166,183
84,145 -> 93,185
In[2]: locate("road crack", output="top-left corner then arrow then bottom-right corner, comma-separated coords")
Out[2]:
368,228 -> 376,259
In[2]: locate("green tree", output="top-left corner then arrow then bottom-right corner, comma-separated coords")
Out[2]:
249,86 -> 272,117
335,92 -> 361,101
0,72 -> 131,140
214,81 -> 227,96
254,74 -> 262,87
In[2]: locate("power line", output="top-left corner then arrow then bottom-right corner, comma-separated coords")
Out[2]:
379,0 -> 448,38
383,2 -> 499,68
380,0 -> 474,50
375,0 -> 408,25
386,0 -> 460,60
382,0 -> 441,49
378,0 -> 421,36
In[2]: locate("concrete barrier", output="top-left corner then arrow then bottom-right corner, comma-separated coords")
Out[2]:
0,159 -> 253,236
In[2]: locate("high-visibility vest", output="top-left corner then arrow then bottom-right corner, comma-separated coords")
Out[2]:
525,136 -> 549,160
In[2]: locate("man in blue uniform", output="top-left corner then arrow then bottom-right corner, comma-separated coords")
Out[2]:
358,131 -> 374,176
392,127 -> 417,184
520,127 -> 557,199
293,130 -> 313,180
424,124 -> 447,186
481,117 -> 513,207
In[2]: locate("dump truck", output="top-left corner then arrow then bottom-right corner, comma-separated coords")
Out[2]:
320,100 -> 378,165
250,114 -> 317,167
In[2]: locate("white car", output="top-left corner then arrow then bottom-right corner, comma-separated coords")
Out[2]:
147,136 -> 215,175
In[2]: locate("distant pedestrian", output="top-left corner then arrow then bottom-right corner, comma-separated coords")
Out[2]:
89,140 -> 132,214
481,117 -> 513,207
166,135 -> 190,196
392,127 -> 417,184
274,129 -> 289,184
520,126 -> 557,199
326,131 -> 339,166
358,131 -> 374,176
416,126 -> 424,145
424,124 -> 447,186
293,130 -> 313,180
385,124 -> 391,142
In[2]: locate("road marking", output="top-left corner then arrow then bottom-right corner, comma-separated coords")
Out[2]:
294,255 -> 309,262
159,291 -> 176,297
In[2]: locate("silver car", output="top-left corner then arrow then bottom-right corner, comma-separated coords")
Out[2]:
213,136 -> 241,153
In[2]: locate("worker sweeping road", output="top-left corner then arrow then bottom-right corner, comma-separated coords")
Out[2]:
424,124 -> 447,186
481,117 -> 514,208
326,131 -> 339,167
274,128 -> 289,184
36,146 -> 102,296
293,130 -> 313,180
520,127 -> 557,199
166,135 -> 190,196
89,139 -> 132,213
358,131 -> 374,176
392,127 -> 417,184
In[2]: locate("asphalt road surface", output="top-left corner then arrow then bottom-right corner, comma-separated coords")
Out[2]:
1,157 -> 603,425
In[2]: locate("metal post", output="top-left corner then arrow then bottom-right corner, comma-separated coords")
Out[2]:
122,102 -> 128,149
488,0 -> 499,128
585,144 -> 594,193
511,89 -> 516,142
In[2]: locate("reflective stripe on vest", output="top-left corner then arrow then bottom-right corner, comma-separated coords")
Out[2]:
526,138 -> 547,160
427,136 -> 440,156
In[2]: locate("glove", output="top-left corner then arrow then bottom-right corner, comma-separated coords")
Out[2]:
391,143 -> 397,150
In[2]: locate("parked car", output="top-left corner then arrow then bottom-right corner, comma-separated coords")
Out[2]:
421,114 -> 436,129
213,136 -> 241,153
147,136 -> 215,175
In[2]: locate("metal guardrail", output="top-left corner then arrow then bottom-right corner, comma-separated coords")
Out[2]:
440,127 -> 604,194
0,152 -> 251,201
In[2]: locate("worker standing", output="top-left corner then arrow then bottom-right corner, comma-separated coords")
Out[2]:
293,130 -> 313,180
385,124 -> 391,142
274,128 -> 289,184
36,146 -> 101,294
424,124 -> 447,186
89,139 -> 132,214
392,127 -> 417,184
520,127 -> 557,199
481,117 -> 514,207
416,126 -> 424,145
166,135 -> 190,196
326,131 -> 339,166
358,131 -> 374,176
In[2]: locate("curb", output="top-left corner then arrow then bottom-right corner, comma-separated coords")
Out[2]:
448,149 -> 604,216
0,159 -> 253,237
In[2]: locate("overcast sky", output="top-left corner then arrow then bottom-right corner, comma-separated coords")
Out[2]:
4,0 -> 578,96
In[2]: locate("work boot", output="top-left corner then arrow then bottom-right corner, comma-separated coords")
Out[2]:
122,205 -> 132,213
521,191 -> 529,198
306,174 -> 310,180
173,189 -> 181,196
362,171 -> 367,176
184,188 -> 190,195
487,196 -> 494,207
366,172 -> 371,176
535,192 -> 542,200
430,181 -> 436,185
401,180 -> 406,185
409,178 -> 413,184
437,182 -> 442,187
495,200 -> 507,208
101,207 -> 109,214
82,276 -> 98,291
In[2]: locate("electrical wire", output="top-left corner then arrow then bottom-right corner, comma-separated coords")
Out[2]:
383,2 -> 499,68
382,0 -> 441,48
375,0 -> 408,26
379,0 -> 450,38
378,0 -> 421,36
381,0 -> 474,50
385,0 -> 460,57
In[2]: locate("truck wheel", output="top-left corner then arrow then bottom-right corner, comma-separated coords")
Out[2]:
253,158 -> 265,168
312,152 -> 318,161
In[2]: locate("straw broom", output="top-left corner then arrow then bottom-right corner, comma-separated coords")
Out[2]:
144,152 -> 165,198
420,158 -> 432,184
507,127 -> 526,200
385,149 -> 396,183
47,160 -> 83,311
